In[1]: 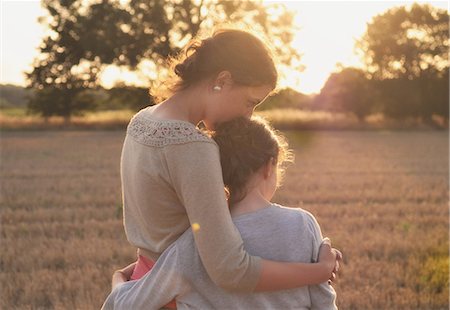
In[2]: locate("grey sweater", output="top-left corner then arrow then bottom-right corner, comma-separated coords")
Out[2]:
102,204 -> 338,310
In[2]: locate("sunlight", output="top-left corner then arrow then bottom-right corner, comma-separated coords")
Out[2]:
100,65 -> 149,89
1,1 -> 448,94
276,1 -> 448,94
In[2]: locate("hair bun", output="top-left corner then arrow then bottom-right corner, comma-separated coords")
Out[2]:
174,56 -> 197,79
152,29 -> 277,103
174,63 -> 186,78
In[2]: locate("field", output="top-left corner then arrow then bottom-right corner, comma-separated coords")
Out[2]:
1,129 -> 449,309
1,108 -> 448,131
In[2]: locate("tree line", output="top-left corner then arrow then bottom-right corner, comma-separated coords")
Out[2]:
314,4 -> 448,124
0,83 -> 150,111
20,1 -> 450,124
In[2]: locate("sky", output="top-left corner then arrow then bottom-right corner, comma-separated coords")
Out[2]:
0,0 -> 448,95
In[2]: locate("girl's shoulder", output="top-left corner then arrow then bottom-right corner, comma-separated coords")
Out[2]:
127,107 -> 216,148
270,203 -> 319,225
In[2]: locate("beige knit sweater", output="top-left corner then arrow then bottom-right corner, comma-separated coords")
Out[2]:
120,106 -> 262,292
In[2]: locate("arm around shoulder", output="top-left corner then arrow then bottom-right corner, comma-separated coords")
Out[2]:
164,141 -> 262,292
165,142 -> 335,293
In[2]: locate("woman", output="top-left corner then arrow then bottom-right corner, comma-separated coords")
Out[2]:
113,27 -> 341,305
103,116 -> 339,309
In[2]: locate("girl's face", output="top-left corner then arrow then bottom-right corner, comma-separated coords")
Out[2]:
203,82 -> 273,130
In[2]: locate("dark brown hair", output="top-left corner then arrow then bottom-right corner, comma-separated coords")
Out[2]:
151,28 -> 278,102
212,116 -> 292,206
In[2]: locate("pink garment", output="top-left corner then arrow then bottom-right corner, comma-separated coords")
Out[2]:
130,254 -> 155,280
130,254 -> 177,309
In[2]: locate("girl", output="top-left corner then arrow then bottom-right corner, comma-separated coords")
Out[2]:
103,116 -> 340,309
113,27 -> 341,308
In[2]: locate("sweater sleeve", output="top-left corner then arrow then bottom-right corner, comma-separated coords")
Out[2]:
304,211 -> 338,310
164,141 -> 262,293
101,242 -> 189,310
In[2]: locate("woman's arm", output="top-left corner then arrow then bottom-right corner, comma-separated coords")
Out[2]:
255,243 -> 338,291
110,243 -> 339,292
305,211 -> 341,309
165,141 -> 340,293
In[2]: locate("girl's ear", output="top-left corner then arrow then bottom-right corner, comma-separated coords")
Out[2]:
262,157 -> 275,179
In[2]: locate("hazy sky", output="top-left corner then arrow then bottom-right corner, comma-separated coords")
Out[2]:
1,0 -> 448,94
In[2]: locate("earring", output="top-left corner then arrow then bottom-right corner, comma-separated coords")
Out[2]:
213,86 -> 222,91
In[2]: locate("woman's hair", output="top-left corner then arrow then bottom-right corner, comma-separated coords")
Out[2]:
151,27 -> 278,102
212,116 -> 293,206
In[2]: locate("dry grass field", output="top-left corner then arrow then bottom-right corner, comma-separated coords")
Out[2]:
1,129 -> 448,309
1,108 -> 448,131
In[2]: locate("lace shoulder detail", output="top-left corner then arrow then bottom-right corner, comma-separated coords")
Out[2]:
126,112 -> 213,147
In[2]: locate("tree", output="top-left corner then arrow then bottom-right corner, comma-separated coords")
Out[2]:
106,83 -> 153,111
0,84 -> 32,108
314,68 -> 375,121
27,87 -> 99,124
355,3 -> 449,122
371,78 -> 421,120
257,88 -> 312,111
418,68 -> 449,121
25,0 -> 300,120
356,3 -> 448,80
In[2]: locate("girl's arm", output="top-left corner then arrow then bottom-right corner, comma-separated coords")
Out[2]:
104,244 -> 189,310
165,141 -> 339,293
111,262 -> 136,290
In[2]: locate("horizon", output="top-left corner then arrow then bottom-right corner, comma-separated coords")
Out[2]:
1,0 -> 448,95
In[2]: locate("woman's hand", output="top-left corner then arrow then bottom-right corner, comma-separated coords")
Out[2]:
318,238 -> 343,283
111,261 -> 136,290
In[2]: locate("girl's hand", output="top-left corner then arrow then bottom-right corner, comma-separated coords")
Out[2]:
111,261 -> 136,290
318,238 -> 343,283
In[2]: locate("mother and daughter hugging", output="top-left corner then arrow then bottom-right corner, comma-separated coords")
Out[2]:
102,26 -> 342,310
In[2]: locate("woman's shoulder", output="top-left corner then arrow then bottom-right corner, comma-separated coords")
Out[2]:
127,107 -> 217,148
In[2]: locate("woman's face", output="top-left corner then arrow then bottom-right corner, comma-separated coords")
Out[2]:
203,83 -> 273,130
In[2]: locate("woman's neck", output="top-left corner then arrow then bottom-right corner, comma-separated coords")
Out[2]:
150,86 -> 206,126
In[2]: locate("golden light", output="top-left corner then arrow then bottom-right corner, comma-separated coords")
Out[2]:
1,1 -> 448,94
275,1 -> 448,94
191,222 -> 201,232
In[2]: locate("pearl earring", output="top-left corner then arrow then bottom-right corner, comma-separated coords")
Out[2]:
213,86 -> 221,91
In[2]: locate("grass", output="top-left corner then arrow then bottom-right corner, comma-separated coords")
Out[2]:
0,108 -> 29,117
0,109 -> 135,130
1,108 -> 448,131
0,128 -> 449,309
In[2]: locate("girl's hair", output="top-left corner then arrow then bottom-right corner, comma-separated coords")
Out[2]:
151,28 -> 278,102
212,116 -> 293,206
